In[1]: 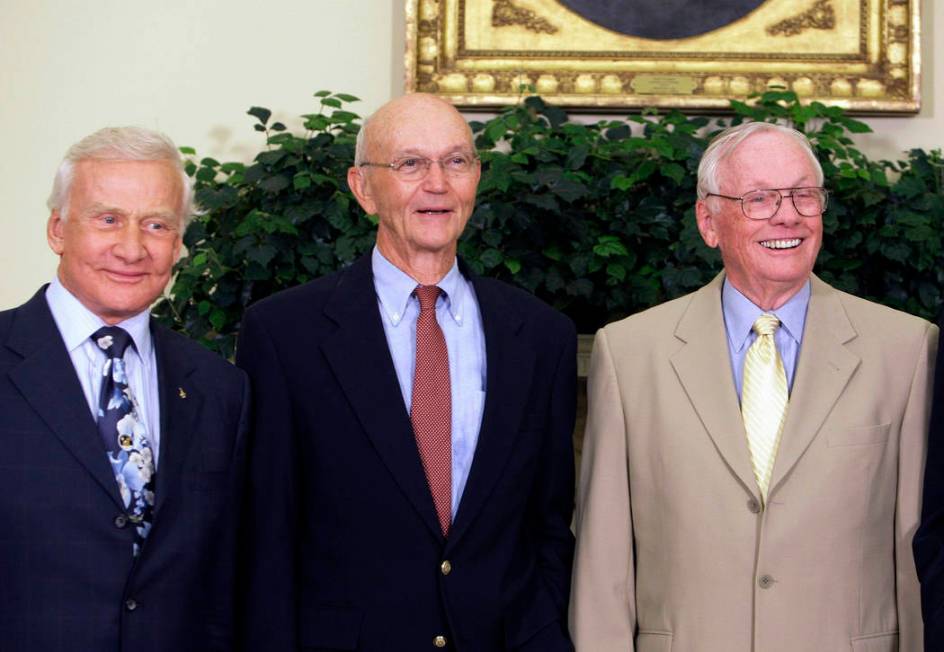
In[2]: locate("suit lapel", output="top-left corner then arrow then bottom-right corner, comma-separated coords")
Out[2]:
151,323 -> 202,517
6,289 -> 125,510
321,255 -> 444,541
448,276 -> 531,547
670,273 -> 760,498
768,276 -> 859,495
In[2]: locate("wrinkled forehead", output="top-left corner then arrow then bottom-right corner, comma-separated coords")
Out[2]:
721,131 -> 819,191
367,98 -> 474,158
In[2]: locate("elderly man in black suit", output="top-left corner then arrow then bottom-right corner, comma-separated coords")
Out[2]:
237,93 -> 577,651
0,127 -> 248,652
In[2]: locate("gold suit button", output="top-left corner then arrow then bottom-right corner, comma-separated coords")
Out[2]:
440,560 -> 452,575
434,635 -> 447,647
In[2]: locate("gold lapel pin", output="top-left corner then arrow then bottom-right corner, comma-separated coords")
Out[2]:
178,387 -> 187,399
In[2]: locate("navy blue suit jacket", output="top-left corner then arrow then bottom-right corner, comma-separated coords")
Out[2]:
236,254 -> 577,652
0,288 -> 249,652
915,314 -> 944,649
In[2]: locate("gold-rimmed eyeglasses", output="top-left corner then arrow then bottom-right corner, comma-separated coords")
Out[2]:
706,187 -> 829,220
359,153 -> 480,180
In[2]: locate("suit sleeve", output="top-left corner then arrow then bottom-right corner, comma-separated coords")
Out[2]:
534,319 -> 578,615
210,370 -> 252,651
236,307 -> 298,652
913,321 -> 943,648
898,321 -> 938,652
569,328 -> 636,652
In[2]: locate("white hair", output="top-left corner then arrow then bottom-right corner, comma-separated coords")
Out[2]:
48,126 -> 194,226
354,115 -> 371,167
697,122 -> 824,202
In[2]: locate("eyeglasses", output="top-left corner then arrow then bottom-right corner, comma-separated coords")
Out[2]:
705,187 -> 828,220
359,153 -> 480,180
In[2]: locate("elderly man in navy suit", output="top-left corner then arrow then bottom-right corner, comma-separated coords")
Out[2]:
237,93 -> 577,651
0,127 -> 249,652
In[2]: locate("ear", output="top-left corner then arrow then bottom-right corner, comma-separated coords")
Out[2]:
347,166 -> 378,216
47,211 -> 66,255
695,199 -> 720,249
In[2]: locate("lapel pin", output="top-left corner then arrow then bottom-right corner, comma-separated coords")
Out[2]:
178,387 -> 187,399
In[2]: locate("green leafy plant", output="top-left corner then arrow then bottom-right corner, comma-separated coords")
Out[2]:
153,91 -> 374,357
154,90 -> 944,355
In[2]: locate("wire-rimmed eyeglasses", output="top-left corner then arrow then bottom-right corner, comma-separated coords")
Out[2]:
359,153 -> 480,180
705,187 -> 829,220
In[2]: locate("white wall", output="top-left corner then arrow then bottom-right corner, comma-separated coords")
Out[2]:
0,0 -> 939,309
0,0 -> 406,308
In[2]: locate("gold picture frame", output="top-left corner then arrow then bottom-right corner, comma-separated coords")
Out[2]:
404,0 -> 920,113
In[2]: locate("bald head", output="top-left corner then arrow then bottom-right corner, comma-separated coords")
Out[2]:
354,93 -> 474,166
346,93 -> 481,284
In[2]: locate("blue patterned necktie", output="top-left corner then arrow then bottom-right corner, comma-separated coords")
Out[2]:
91,326 -> 156,556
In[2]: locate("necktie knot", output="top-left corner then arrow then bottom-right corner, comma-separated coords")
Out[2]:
91,326 -> 133,358
415,285 -> 442,312
752,313 -> 780,338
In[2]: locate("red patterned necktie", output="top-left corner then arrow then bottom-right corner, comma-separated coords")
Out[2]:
410,285 -> 452,536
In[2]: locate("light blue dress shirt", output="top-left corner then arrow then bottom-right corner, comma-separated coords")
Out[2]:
45,276 -> 162,468
721,278 -> 811,400
371,247 -> 487,521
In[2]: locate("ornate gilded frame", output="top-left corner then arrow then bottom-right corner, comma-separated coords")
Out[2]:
404,0 -> 920,113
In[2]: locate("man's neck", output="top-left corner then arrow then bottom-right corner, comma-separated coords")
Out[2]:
376,244 -> 456,286
727,277 -> 809,311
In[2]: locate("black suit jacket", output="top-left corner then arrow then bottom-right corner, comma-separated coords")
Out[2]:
915,314 -> 944,649
0,287 -> 249,652
236,254 -> 577,652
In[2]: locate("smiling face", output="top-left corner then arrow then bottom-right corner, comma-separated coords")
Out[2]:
347,94 -> 480,280
47,158 -> 183,324
695,130 -> 823,309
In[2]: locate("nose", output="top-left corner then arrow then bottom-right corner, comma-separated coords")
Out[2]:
421,160 -> 449,192
113,224 -> 147,262
769,193 -> 803,226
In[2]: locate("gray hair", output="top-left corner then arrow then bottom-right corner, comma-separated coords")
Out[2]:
48,126 -> 194,226
354,115 -> 370,167
696,122 -> 824,201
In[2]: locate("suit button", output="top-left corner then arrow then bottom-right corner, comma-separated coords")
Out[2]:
440,560 -> 452,576
114,514 -> 128,528
758,574 -> 774,589
433,635 -> 447,648
746,498 -> 761,514
125,598 -> 138,611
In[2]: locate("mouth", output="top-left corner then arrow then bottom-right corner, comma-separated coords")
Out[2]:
759,238 -> 802,250
104,270 -> 148,282
415,208 -> 453,215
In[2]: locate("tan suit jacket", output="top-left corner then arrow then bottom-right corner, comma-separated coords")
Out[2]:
570,273 -> 937,652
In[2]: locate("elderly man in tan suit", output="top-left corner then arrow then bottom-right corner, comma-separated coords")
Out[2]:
570,122 -> 937,652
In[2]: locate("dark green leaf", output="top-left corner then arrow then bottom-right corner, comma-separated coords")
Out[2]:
247,106 -> 271,125
479,248 -> 503,269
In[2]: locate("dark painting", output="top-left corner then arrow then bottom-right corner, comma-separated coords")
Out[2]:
557,0 -> 769,40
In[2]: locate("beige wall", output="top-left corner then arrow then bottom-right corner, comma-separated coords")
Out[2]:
1,0 -> 939,310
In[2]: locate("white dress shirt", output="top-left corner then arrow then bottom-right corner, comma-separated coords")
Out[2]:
45,276 -> 162,468
372,247 -> 487,520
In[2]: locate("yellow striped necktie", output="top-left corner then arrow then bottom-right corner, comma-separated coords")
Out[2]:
741,313 -> 788,502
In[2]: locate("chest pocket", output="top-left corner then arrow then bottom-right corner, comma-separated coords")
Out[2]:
827,423 -> 890,447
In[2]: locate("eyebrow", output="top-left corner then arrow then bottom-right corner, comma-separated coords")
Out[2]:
740,175 -> 817,190
82,203 -> 179,221
391,146 -> 475,157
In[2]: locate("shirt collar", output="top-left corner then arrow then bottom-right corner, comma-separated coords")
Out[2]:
45,275 -> 153,361
371,246 -> 467,327
722,277 -> 811,353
